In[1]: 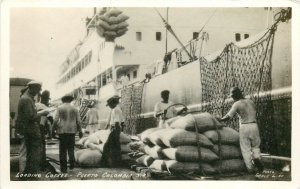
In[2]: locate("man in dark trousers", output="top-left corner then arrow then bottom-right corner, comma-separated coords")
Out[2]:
15,81 -> 49,178
217,87 -> 264,174
101,95 -> 124,167
53,95 -> 83,173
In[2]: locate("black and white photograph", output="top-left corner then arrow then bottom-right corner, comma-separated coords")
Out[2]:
1,1 -> 299,188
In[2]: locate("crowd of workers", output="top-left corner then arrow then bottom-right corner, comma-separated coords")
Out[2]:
13,79 -> 264,180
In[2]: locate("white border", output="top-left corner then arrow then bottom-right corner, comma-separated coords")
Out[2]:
1,1 -> 300,189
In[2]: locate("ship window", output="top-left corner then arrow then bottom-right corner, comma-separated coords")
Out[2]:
88,51 -> 92,63
244,34 -> 249,39
235,33 -> 241,42
193,32 -> 199,40
156,32 -> 161,41
78,61 -> 82,71
81,60 -> 85,69
102,73 -> 107,86
136,32 -> 142,41
85,55 -> 89,66
133,70 -> 137,78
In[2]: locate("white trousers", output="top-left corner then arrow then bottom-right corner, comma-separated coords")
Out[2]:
19,138 -> 27,173
239,123 -> 261,171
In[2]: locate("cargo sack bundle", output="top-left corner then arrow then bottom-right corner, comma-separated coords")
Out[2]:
96,8 -> 129,41
203,127 -> 239,145
75,148 -> 102,167
170,113 -> 223,132
162,146 -> 219,162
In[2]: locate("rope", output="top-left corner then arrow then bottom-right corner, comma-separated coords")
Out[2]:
191,115 -> 205,176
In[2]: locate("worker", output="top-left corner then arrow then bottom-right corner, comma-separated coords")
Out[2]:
217,87 -> 264,174
85,101 -> 100,134
101,95 -> 125,167
53,95 -> 83,173
154,90 -> 177,128
15,81 -> 49,178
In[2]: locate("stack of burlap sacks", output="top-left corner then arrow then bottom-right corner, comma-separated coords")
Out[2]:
136,113 -> 247,175
75,130 -> 132,167
96,8 -> 129,41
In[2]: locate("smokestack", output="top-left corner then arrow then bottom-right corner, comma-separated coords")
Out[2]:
94,7 -> 96,15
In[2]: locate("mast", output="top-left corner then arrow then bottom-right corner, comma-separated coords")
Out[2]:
165,8 -> 169,55
154,8 -> 193,61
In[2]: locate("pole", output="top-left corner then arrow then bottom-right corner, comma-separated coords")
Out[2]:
165,8 -> 169,54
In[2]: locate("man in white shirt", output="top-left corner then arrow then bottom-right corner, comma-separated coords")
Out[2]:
218,87 -> 264,174
154,90 -> 177,128
85,102 -> 100,134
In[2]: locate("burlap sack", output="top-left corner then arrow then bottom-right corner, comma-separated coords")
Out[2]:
140,128 -> 162,145
90,130 -> 131,144
149,160 -> 167,171
136,155 -> 155,167
159,129 -> 214,148
170,113 -> 223,132
144,145 -> 165,159
162,146 -> 219,163
86,143 -> 102,151
213,159 -> 247,173
121,154 -> 131,161
104,31 -> 117,37
75,149 -> 102,167
96,143 -> 132,154
99,14 -> 129,25
116,28 -> 128,37
106,9 -> 123,17
147,129 -> 168,147
203,127 -> 239,145
165,160 -> 217,175
212,144 -> 242,159
76,136 -> 89,146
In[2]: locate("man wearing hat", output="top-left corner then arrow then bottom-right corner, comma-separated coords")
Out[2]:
218,87 -> 264,174
53,95 -> 83,173
15,80 -> 49,176
154,90 -> 177,128
101,95 -> 124,167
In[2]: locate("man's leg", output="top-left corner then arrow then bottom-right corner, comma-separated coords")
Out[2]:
250,124 -> 264,172
66,134 -> 75,170
40,126 -> 47,171
24,137 -> 42,175
19,137 -> 27,173
240,125 -> 254,173
59,134 -> 67,173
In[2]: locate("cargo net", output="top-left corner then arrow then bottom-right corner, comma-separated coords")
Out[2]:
121,83 -> 145,135
199,28 -> 276,153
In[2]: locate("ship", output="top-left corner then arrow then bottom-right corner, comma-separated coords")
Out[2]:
54,7 -> 291,167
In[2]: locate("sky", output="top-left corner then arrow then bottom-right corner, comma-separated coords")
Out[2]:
10,8 -> 95,97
